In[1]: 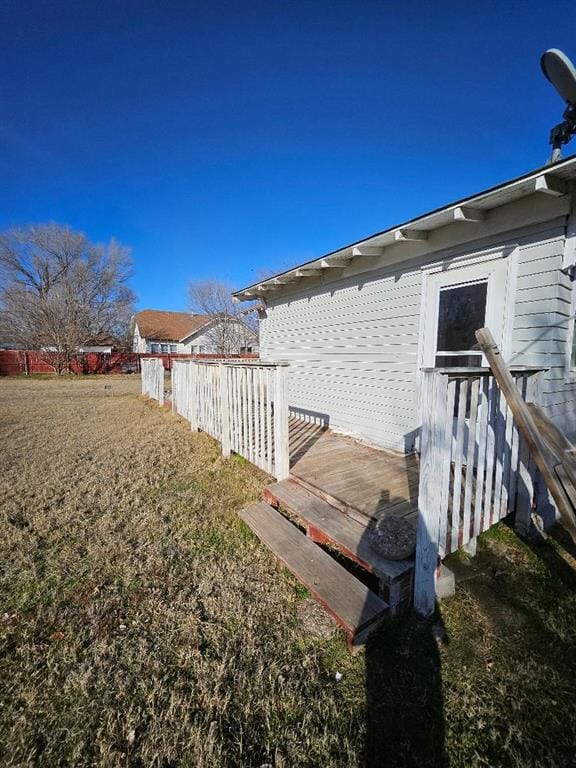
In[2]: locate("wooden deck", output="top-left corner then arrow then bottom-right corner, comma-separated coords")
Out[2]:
289,417 -> 420,527
238,418 -> 419,638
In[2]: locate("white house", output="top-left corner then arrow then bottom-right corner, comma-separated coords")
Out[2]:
132,309 -> 257,355
234,157 -> 576,452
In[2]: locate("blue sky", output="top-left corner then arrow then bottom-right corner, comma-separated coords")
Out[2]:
1,0 -> 575,310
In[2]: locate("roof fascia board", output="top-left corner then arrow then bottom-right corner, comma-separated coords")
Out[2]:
233,156 -> 576,299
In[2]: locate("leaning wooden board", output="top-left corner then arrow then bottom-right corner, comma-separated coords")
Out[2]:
476,328 -> 576,543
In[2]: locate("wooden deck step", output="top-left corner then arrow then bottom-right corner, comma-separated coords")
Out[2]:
290,469 -> 418,528
264,480 -> 414,582
239,501 -> 388,646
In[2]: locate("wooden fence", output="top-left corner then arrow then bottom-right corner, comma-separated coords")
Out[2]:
414,367 -> 543,616
141,357 -> 165,405
171,359 -> 290,480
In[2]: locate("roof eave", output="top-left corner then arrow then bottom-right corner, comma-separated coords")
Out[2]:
233,155 -> 576,300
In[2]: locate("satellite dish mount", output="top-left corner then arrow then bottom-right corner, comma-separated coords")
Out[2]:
541,48 -> 576,163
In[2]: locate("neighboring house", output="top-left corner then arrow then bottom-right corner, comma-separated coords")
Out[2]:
132,309 -> 258,354
76,336 -> 115,354
234,156 -> 576,451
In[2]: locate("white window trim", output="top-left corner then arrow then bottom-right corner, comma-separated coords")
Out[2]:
565,279 -> 576,382
417,244 -> 519,372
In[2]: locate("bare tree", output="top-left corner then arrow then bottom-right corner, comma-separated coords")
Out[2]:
188,279 -> 258,354
0,223 -> 135,373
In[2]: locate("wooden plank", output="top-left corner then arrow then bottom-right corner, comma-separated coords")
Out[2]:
476,328 -> 576,542
265,480 -> 413,580
462,376 -> 480,546
492,386 -> 506,524
220,364 -> 230,458
274,365 -> 290,480
258,368 -> 265,471
239,502 -> 388,644
556,463 -> 576,509
498,397 -> 514,520
473,376 -> 489,538
414,371 -> 444,617
482,376 -> 497,531
171,366 -> 176,413
451,378 -> 467,551
438,378 -> 456,554
247,367 -> 254,464
527,402 -> 576,465
508,401 -> 520,518
266,368 -> 273,474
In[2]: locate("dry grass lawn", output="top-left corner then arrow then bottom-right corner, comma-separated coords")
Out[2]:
1,376 -> 575,767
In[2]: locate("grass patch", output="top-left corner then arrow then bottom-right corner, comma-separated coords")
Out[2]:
1,377 -> 575,767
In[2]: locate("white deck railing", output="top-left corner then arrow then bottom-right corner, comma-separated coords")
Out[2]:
414,367 -> 544,616
171,359 -> 289,480
141,357 -> 165,405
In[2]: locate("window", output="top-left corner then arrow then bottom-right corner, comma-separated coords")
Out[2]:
567,280 -> 576,378
150,343 -> 160,353
435,280 -> 487,367
170,344 -> 177,354
240,346 -> 252,353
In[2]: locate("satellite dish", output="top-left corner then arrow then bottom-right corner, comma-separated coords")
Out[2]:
540,48 -> 576,163
541,49 -> 576,106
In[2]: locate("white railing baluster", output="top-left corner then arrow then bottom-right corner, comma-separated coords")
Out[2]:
462,376 -> 480,547
416,367 -> 542,614
164,360 -> 289,479
438,378 -> 456,557
451,378 -> 468,551
266,368 -> 273,474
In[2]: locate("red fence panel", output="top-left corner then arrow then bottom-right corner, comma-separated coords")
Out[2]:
0,350 -> 258,375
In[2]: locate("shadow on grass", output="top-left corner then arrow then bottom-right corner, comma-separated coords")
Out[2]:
528,522 -> 576,585
363,612 -> 447,768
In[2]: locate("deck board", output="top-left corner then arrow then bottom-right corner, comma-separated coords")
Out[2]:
239,501 -> 388,643
289,419 -> 419,524
265,480 -> 414,580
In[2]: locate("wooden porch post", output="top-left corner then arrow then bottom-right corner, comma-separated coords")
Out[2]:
273,364 -> 289,480
414,370 -> 447,617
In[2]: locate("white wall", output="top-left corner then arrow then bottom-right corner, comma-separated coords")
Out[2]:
180,320 -> 258,354
132,323 -> 146,353
260,198 -> 576,451
510,232 -> 576,442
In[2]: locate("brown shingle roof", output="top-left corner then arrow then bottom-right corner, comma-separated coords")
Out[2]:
134,310 -> 210,342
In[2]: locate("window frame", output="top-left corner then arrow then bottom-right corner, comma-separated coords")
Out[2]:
566,278 -> 576,381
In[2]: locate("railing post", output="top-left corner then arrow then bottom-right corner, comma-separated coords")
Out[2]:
414,370 -> 447,617
157,359 -> 164,406
189,362 -> 199,431
220,363 -> 231,458
171,365 -> 176,413
273,364 -> 289,480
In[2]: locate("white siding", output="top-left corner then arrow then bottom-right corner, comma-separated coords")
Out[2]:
262,262 -> 423,452
261,216 -> 576,451
180,320 -> 258,354
132,323 -> 147,353
510,234 -> 576,442
180,329 -> 219,354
